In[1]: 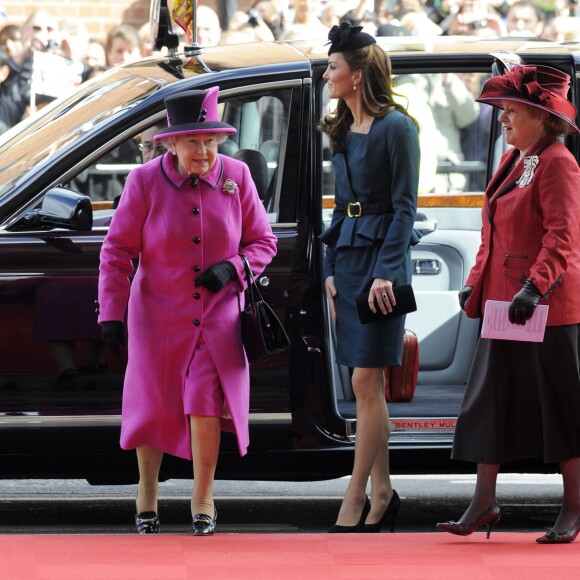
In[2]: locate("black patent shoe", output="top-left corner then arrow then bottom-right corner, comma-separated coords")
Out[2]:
362,490 -> 401,533
328,496 -> 371,533
192,508 -> 217,535
135,511 -> 160,534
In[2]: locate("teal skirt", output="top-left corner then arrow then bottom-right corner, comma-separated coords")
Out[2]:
333,243 -> 410,368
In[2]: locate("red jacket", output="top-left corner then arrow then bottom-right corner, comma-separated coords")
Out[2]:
465,137 -> 580,326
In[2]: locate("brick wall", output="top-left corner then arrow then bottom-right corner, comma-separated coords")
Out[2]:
1,0 -> 152,41
0,0 -> 243,43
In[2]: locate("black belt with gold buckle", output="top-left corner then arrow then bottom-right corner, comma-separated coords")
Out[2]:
346,202 -> 389,218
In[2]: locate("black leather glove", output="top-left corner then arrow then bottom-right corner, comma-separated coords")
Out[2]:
102,321 -> 126,358
195,260 -> 236,293
508,279 -> 542,325
458,285 -> 474,311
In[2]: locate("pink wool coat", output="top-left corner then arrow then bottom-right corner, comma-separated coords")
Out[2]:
465,137 -> 580,325
98,152 -> 277,459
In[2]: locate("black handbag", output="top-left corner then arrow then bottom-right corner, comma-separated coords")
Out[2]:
356,284 -> 417,324
239,255 -> 290,364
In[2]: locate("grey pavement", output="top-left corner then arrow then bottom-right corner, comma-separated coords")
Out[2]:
0,474 -> 563,534
0,473 -> 564,500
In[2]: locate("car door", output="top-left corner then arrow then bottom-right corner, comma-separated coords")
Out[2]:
314,59 -> 493,446
0,77 -> 309,459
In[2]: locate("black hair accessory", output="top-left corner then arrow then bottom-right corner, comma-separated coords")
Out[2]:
327,21 -> 376,55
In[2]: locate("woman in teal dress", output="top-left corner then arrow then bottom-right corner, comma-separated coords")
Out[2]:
319,22 -> 420,533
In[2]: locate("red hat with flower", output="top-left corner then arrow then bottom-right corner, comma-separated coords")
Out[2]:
476,64 -> 579,134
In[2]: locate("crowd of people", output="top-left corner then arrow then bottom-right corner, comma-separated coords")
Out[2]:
0,1 -> 578,134
0,1 -> 577,135
199,0 -> 580,43
192,0 -> 580,44
0,8 -> 147,134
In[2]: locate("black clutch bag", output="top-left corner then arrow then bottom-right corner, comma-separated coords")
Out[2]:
356,285 -> 417,324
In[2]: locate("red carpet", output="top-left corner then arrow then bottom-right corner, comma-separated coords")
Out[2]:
1,533 -> 579,579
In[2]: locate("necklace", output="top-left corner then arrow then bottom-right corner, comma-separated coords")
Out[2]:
177,161 -> 185,176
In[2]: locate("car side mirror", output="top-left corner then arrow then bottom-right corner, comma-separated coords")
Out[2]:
22,188 -> 93,231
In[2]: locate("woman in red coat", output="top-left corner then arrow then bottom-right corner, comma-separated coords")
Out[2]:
436,64 -> 580,543
98,87 -> 277,535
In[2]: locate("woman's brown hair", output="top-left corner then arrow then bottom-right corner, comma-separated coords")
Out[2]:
318,43 -> 419,153
526,104 -> 571,137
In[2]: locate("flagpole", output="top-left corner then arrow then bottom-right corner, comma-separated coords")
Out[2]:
190,0 -> 198,47
184,0 -> 202,55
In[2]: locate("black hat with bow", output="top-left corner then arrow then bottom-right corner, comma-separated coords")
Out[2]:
327,22 -> 376,56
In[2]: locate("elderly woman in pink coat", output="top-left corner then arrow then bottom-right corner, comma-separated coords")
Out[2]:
98,86 -> 277,535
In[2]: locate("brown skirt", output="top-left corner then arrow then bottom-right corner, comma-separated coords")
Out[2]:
452,324 -> 580,464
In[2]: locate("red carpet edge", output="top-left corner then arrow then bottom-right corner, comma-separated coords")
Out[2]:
1,532 -> 579,580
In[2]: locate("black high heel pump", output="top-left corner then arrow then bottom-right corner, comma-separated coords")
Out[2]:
362,490 -> 401,533
328,496 -> 371,533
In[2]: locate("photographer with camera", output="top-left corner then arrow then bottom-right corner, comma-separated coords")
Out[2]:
17,10 -> 85,113
445,0 -> 506,36
0,9 -> 58,126
249,0 -> 285,40
223,5 -> 276,43
20,9 -> 59,55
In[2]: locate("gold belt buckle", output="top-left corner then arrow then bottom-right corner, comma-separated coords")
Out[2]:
347,202 -> 362,218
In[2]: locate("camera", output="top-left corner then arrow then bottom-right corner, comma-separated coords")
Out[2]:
468,19 -> 488,30
247,9 -> 260,28
31,37 -> 60,52
45,38 -> 59,51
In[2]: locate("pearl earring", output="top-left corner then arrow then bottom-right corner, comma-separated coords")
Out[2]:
353,84 -> 357,91
172,150 -> 176,156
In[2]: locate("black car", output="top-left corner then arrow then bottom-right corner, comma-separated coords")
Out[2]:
1,29 -> 579,483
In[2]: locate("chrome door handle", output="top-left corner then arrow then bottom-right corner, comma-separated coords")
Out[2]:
413,259 -> 441,275
414,219 -> 437,234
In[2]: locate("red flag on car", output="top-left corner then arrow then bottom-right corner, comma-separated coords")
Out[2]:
172,0 -> 198,43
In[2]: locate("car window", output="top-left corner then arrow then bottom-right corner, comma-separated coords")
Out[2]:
67,140 -> 141,204
220,89 -> 291,223
321,71 -> 492,198
63,88 -> 291,227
